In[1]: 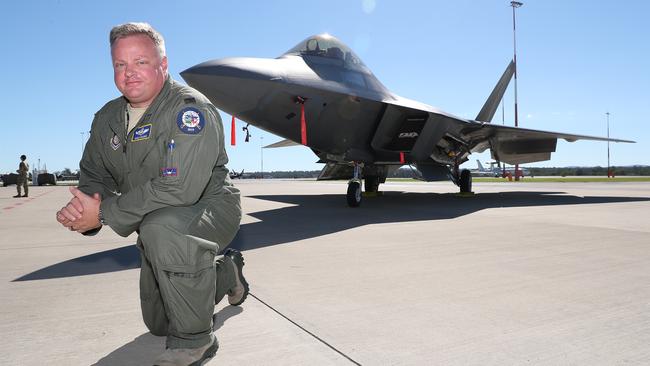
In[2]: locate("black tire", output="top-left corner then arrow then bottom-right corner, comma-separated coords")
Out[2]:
347,181 -> 362,207
364,176 -> 379,193
460,169 -> 472,193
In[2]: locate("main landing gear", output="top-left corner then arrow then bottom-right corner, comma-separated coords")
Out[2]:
364,175 -> 380,194
346,163 -> 362,207
458,168 -> 472,194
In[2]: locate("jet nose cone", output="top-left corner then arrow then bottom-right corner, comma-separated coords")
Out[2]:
181,58 -> 282,116
181,57 -> 281,84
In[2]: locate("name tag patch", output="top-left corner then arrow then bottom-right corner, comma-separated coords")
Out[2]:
161,168 -> 178,177
132,124 -> 152,142
177,107 -> 205,134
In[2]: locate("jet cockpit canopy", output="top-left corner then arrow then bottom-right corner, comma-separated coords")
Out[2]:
282,34 -> 369,74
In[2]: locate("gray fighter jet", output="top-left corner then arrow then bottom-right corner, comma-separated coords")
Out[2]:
181,34 -> 633,207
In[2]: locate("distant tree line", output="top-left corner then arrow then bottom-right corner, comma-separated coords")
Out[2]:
48,166 -> 649,181
390,165 -> 650,178
255,170 -> 321,179
241,166 -> 650,179
527,166 -> 650,177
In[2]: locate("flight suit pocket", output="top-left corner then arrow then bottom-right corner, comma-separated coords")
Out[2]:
160,138 -> 179,181
162,263 -> 216,334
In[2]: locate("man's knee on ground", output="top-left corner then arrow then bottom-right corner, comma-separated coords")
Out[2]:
145,317 -> 168,336
143,311 -> 168,336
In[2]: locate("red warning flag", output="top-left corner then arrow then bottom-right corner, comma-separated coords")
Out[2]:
300,102 -> 307,145
231,116 -> 236,146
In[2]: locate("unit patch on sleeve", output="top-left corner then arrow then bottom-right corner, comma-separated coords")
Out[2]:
176,107 -> 205,134
132,124 -> 153,142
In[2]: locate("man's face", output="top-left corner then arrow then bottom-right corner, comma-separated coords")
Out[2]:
111,34 -> 168,108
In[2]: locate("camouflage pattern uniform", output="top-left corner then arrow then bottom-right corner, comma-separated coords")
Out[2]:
16,158 -> 29,197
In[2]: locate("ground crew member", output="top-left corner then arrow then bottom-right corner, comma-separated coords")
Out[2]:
14,154 -> 29,198
55,22 -> 248,366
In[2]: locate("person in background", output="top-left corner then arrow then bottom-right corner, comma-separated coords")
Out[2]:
14,154 -> 29,198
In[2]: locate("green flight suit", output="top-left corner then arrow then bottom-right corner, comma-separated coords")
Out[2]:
78,76 -> 242,349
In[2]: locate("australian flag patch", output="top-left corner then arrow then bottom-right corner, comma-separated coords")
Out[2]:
161,167 -> 178,177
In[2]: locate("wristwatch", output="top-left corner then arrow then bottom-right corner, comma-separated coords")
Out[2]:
98,207 -> 106,225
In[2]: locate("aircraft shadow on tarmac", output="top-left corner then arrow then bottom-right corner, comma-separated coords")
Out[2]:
13,190 -> 650,282
91,306 -> 242,366
230,190 -> 650,251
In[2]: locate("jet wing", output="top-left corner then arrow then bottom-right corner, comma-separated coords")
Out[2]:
462,121 -> 634,144
460,120 -> 635,164
374,96 -> 634,165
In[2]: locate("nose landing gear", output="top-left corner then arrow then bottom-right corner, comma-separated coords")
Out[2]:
347,162 -> 363,207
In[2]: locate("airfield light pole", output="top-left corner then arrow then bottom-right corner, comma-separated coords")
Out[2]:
511,1 -> 523,180
606,112 -> 611,177
80,132 -> 85,155
260,135 -> 264,179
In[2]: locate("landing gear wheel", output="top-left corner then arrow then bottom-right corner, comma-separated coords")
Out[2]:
347,181 -> 362,207
459,169 -> 472,193
364,176 -> 379,193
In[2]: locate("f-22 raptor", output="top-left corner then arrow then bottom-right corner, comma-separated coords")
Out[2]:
181,34 -> 633,207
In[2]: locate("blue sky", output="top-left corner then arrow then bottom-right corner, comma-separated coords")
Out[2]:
1,0 -> 648,174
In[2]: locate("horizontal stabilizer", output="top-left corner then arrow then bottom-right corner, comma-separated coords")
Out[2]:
317,163 -> 353,180
264,138 -> 301,148
475,60 -> 515,122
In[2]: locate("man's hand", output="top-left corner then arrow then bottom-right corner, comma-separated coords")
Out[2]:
56,187 -> 102,232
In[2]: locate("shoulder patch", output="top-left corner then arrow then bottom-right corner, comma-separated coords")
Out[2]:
176,107 -> 205,134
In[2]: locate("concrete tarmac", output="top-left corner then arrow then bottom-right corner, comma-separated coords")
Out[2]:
1,180 -> 649,365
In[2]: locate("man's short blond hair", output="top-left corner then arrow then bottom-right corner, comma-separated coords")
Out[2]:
110,22 -> 166,59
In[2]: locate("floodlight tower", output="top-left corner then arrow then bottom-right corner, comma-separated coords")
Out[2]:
606,112 -> 611,177
511,1 -> 523,180
260,135 -> 264,179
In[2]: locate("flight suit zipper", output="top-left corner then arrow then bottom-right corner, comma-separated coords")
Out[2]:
124,106 -> 129,153
123,107 -> 132,190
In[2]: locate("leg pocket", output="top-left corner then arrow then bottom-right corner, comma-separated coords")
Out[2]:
162,264 -> 216,335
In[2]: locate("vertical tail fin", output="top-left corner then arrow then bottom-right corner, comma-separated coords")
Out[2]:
476,160 -> 485,171
475,60 -> 515,122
